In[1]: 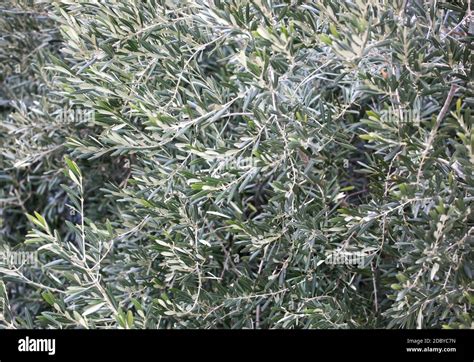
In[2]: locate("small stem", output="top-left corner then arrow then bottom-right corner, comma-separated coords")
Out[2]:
416,84 -> 457,184
79,176 -> 86,263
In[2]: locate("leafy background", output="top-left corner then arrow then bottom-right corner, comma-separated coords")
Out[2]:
0,0 -> 472,329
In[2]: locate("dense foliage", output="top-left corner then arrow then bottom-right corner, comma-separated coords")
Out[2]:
1,0 -> 472,329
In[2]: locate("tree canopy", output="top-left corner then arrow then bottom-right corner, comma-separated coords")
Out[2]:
0,0 -> 472,329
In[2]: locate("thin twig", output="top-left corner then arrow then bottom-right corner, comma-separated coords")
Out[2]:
416,84 -> 457,184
